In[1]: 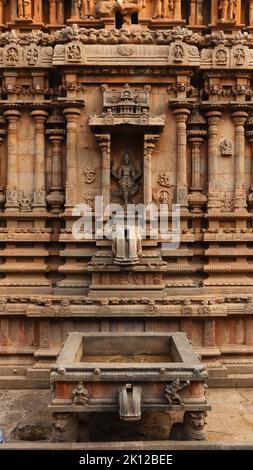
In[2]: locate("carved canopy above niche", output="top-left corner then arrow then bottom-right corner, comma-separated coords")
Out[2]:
89,83 -> 165,130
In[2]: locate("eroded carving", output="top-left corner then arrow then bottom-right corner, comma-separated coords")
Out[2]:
165,378 -> 190,405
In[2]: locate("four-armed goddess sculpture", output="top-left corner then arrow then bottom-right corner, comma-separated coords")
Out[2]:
111,152 -> 142,206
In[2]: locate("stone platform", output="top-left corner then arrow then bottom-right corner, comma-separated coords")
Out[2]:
0,389 -> 253,443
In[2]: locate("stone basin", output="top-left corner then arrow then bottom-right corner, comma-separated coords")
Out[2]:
49,332 -> 211,442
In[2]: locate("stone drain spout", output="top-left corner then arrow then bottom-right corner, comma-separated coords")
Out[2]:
119,384 -> 142,422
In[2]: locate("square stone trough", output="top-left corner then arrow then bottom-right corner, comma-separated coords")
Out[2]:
49,332 -> 211,441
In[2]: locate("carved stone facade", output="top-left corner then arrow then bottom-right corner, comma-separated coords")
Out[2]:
1,1 -> 253,386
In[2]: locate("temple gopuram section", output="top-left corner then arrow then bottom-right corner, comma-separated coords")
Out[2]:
1,0 -> 253,387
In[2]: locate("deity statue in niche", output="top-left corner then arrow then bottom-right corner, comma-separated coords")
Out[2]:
17,0 -> 32,19
71,0 -> 97,19
218,0 -> 237,22
111,151 -> 142,206
152,0 -> 174,19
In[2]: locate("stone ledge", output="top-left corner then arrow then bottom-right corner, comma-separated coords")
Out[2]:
1,441 -> 253,450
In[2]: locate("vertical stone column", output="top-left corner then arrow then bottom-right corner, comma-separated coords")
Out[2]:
49,0 -> 57,24
249,0 -> 253,26
172,106 -> 191,209
95,134 -> 111,208
34,0 -> 43,23
0,0 -> 5,24
57,0 -> 64,24
46,110 -> 66,213
31,109 -> 48,210
4,108 -> 21,211
0,114 -> 6,211
187,108 -> 207,213
205,109 -> 222,210
63,107 -> 81,211
196,0 -> 204,24
189,0 -> 203,25
232,108 -> 248,211
188,139 -> 207,213
246,114 -> 253,211
174,0 -> 182,20
71,0 -> 80,19
189,0 -> 196,25
143,134 -> 159,205
10,0 -> 17,22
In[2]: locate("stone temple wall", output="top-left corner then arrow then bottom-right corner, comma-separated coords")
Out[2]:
1,1 -> 253,385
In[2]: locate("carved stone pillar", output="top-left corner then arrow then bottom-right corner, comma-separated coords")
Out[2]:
144,134 -> 159,205
172,106 -> 191,208
46,109 -> 66,213
189,0 -> 203,25
57,0 -> 64,24
49,0 -> 57,23
70,0 -> 80,19
0,0 -> 5,24
31,109 -> 48,210
34,0 -> 43,23
4,108 -> 21,211
174,0 -> 182,20
0,115 -> 6,211
231,108 -> 248,211
246,113 -> 253,211
10,0 -> 17,22
249,0 -> 253,26
187,108 -> 207,213
205,109 -> 222,210
95,134 -> 111,208
63,107 -> 81,211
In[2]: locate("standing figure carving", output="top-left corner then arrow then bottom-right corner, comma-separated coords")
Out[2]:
153,0 -> 173,19
17,0 -> 32,19
111,152 -> 142,206
81,0 -> 97,19
218,0 -> 237,21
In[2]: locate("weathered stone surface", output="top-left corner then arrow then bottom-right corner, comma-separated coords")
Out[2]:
0,0 -> 253,389
1,388 -> 253,443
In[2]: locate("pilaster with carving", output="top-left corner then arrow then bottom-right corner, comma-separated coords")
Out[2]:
46,108 -> 66,213
63,106 -> 82,211
31,108 -> 48,211
231,107 -> 248,212
205,108 -> 223,211
187,107 -> 207,213
144,134 -> 160,205
171,104 -> 191,210
95,134 -> 111,208
246,112 -> 253,211
0,114 -> 6,211
4,107 -> 21,211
